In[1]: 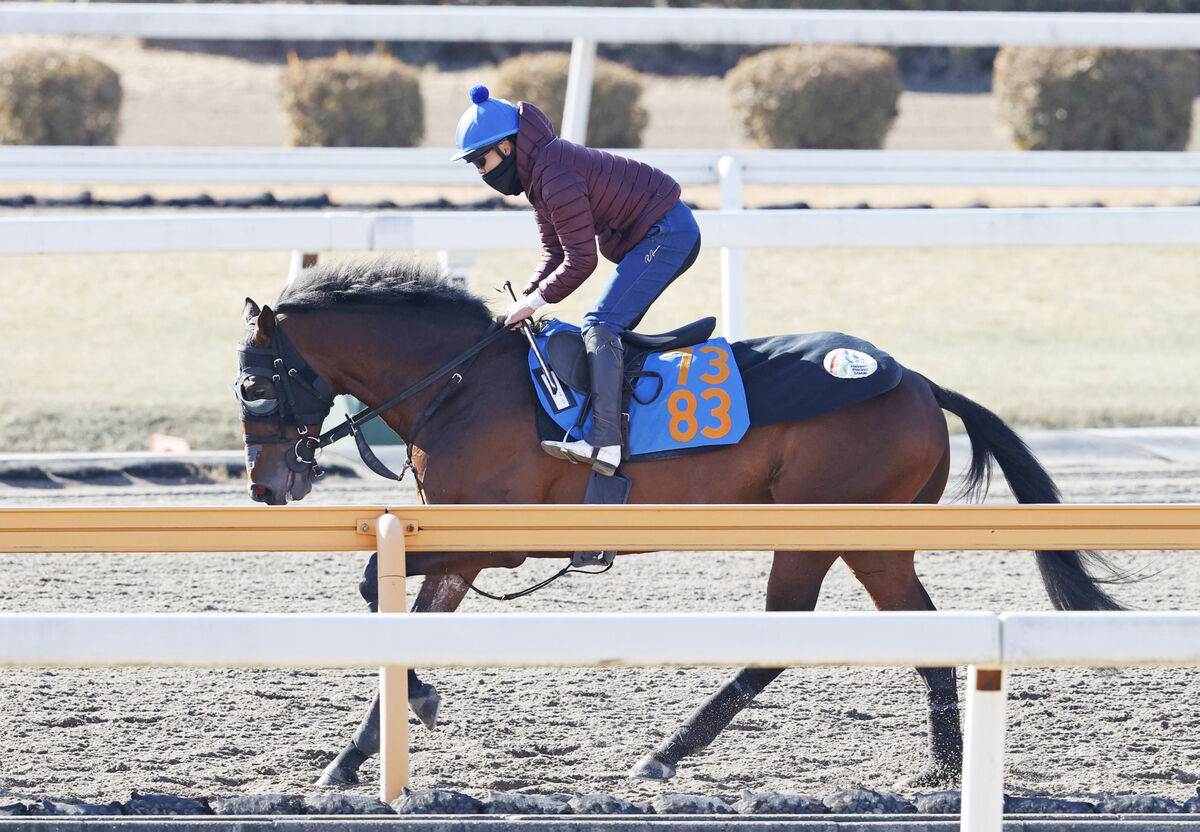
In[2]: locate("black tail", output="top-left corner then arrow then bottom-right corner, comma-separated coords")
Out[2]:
925,377 -> 1127,612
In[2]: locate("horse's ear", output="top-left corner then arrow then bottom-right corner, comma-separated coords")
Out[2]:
252,305 -> 277,348
243,298 -> 261,322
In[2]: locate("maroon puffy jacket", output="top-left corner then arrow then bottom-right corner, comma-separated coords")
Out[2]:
514,102 -> 681,305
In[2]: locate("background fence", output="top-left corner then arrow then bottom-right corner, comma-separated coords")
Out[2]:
6,5 -> 1200,338
6,147 -> 1200,340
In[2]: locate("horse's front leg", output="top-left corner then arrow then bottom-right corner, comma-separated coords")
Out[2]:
315,567 -> 480,787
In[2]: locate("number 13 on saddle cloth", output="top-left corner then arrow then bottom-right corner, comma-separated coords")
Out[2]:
529,318 -> 751,461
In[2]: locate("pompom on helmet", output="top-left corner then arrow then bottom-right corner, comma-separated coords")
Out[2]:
451,85 -> 519,162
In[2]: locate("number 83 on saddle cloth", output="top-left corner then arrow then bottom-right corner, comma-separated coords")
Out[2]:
528,319 -> 751,461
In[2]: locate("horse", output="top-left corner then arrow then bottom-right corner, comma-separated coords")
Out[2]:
233,256 -> 1127,790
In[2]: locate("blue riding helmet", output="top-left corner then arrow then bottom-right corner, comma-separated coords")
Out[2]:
452,85 -> 519,162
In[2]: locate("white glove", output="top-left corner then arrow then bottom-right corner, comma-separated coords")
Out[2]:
504,290 -> 547,326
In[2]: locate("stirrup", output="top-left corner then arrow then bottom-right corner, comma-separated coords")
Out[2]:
540,439 -> 621,476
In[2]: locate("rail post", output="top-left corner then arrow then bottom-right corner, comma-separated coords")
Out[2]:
718,154 -> 746,341
376,513 -> 409,803
287,251 -> 318,283
561,37 -> 596,144
961,666 -> 1006,832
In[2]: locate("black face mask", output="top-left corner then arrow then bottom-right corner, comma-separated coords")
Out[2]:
482,150 -> 523,196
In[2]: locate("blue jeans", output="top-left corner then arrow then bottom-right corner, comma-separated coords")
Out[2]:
582,200 -> 701,335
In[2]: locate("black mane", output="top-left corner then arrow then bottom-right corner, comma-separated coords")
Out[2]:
274,256 -> 493,322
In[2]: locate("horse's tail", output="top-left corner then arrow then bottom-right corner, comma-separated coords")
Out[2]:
924,376 -> 1128,611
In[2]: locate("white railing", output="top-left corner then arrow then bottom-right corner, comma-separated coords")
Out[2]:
9,147 -> 1200,187
12,207 -> 1200,254
7,147 -> 1200,341
6,205 -> 1200,341
6,4 -> 1200,46
6,5 -> 1200,337
6,502 -> 1200,827
2,609 -> 1199,832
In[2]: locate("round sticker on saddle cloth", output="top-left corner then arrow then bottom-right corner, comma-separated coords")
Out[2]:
823,347 -> 878,379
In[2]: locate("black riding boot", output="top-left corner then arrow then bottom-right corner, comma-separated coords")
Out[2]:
540,323 -> 624,475
584,323 -> 624,448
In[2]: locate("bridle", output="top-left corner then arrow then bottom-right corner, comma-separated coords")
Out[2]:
234,320 -> 510,482
234,324 -> 336,479
234,316 -> 608,602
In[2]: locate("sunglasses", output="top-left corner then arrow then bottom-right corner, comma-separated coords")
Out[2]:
465,143 -> 502,173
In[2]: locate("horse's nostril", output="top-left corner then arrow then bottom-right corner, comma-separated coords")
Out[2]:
251,483 -> 272,502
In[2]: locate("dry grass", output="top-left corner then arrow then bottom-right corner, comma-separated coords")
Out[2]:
2,243 -> 1197,451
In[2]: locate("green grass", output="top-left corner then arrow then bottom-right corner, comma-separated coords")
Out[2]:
2,245 -> 1197,451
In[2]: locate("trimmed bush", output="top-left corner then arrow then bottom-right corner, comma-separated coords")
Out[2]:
993,47 -> 1199,151
494,52 -> 648,148
280,51 -> 423,147
725,44 -> 901,149
0,51 -> 121,145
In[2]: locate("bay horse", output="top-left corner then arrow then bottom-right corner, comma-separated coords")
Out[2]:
234,257 -> 1125,790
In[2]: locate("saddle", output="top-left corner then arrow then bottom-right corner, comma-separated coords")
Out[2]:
544,316 -> 717,394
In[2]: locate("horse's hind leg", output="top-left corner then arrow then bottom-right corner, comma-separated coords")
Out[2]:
629,550 -> 840,781
842,549 -> 962,788
316,570 -> 475,787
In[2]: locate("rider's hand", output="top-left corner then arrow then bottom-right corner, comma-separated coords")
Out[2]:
504,290 -> 546,327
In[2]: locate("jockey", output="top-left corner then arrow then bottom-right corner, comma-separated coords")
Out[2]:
453,85 -> 701,476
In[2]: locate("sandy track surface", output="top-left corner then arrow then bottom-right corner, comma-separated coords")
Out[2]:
0,460 -> 1197,806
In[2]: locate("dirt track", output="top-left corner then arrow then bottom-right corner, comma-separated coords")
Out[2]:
0,459 -> 1197,806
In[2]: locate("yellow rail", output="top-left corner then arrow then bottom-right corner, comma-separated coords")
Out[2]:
1,504 -> 1199,553
3,501 -> 1198,805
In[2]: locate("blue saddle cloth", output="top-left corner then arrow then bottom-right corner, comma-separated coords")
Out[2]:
529,319 -> 751,460
528,321 -> 904,462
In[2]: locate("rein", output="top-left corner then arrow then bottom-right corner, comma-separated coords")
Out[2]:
316,322 -> 509,480
238,317 -> 610,603
458,558 -> 614,602
236,320 -> 509,482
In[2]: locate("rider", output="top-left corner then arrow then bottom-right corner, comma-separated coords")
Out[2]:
452,84 -> 701,476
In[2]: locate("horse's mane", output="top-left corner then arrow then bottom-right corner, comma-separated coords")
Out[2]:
274,256 -> 493,323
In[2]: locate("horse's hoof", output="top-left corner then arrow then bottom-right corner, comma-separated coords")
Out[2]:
893,765 -> 959,791
629,752 -> 676,781
410,684 -> 441,730
315,763 -> 359,788
315,744 -> 367,788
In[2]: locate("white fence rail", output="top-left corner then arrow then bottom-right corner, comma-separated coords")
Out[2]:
2,609 -> 1199,832
7,207 -> 1200,253
5,610 -> 1198,669
9,147 -> 1200,188
0,611 -> 999,668
8,205 -> 1200,340
6,4 -> 1200,48
8,147 -> 1200,341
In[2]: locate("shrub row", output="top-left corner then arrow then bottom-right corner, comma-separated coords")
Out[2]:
493,52 -> 647,148
280,50 -> 423,147
1,42 -> 1195,151
0,51 -> 121,145
994,47 -> 1199,151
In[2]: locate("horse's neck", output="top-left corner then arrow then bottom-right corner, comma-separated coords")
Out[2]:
287,310 -> 515,442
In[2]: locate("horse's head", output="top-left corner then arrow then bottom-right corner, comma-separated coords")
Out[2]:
233,299 -> 335,505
